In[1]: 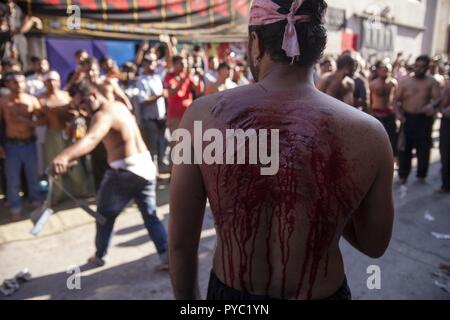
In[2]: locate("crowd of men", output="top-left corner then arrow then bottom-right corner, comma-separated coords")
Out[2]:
0,32 -> 450,224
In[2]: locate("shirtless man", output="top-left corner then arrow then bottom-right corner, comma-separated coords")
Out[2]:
317,53 -> 357,106
169,0 -> 394,300
40,71 -> 88,202
83,57 -> 131,189
370,61 -> 398,156
51,80 -> 168,269
204,62 -> 237,96
0,71 -> 44,220
394,55 -> 442,184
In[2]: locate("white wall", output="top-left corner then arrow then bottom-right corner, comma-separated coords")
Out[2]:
324,0 -> 429,58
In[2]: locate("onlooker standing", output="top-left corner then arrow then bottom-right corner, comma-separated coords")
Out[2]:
394,55 -> 442,184
0,71 -> 44,221
164,55 -> 204,135
137,54 -> 169,172
26,57 -> 49,177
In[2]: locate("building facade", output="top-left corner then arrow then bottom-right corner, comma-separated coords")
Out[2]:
324,0 -> 450,61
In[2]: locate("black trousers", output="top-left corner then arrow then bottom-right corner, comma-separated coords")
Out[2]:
375,113 -> 398,157
206,270 -> 351,300
440,117 -> 450,190
141,118 -> 168,169
90,143 -> 109,192
398,113 -> 434,180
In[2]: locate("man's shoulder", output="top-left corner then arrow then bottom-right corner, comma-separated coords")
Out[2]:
185,84 -> 256,122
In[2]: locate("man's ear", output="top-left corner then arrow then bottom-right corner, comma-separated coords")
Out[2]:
250,31 -> 264,62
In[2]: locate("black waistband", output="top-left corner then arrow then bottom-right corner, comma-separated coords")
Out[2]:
206,269 -> 351,301
404,112 -> 433,118
5,137 -> 36,144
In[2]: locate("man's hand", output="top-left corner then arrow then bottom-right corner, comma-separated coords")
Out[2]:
0,146 -> 5,159
423,103 -> 437,117
51,154 -> 70,176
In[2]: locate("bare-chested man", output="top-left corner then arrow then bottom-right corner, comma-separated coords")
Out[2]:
317,53 -> 357,106
51,80 -> 168,269
169,0 -> 394,300
370,61 -> 398,156
82,57 -> 132,189
394,55 -> 442,184
0,71 -> 44,220
40,71 -> 89,203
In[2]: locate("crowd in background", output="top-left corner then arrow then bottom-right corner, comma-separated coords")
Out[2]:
1,25 -> 450,222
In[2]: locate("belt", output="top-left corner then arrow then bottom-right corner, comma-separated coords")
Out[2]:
5,137 -> 37,144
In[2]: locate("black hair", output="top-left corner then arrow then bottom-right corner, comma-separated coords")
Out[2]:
68,80 -> 95,98
4,71 -> 24,81
172,55 -> 184,65
100,56 -> 113,65
248,0 -> 328,67
337,53 -> 356,70
82,56 -> 98,67
75,49 -> 88,58
1,59 -> 20,68
0,3 -> 7,18
416,55 -> 431,66
218,62 -> 231,71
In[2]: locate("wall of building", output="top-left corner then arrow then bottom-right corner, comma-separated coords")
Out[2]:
324,0 -> 429,60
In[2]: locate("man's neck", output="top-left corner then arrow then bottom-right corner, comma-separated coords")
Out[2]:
258,63 -> 315,91
10,91 -> 21,100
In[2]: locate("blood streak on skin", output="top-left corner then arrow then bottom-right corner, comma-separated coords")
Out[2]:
203,93 -> 359,299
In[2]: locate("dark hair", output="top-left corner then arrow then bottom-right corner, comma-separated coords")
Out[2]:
172,55 -> 184,65
416,55 -> 431,66
4,71 -> 24,81
75,49 -> 88,58
82,56 -> 98,67
1,59 -> 21,69
0,3 -> 7,18
99,56 -> 112,65
218,62 -> 231,71
30,56 -> 41,64
68,80 -> 95,98
374,60 -> 386,69
337,53 -> 356,70
248,0 -> 327,67
122,62 -> 137,73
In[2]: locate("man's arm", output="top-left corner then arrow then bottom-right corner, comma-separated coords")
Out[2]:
112,82 -> 133,111
393,80 -> 405,122
167,76 -> 186,97
51,111 -> 112,175
343,80 -> 355,106
439,85 -> 450,118
137,79 -> 163,107
169,99 -> 207,300
0,101 -> 5,158
343,121 -> 394,258
316,75 -> 330,93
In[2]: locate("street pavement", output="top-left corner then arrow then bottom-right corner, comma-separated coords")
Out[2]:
0,149 -> 449,300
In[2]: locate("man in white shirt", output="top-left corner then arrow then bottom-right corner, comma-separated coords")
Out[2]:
137,54 -> 169,172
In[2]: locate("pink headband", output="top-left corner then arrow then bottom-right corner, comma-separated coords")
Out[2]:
249,0 -> 310,61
